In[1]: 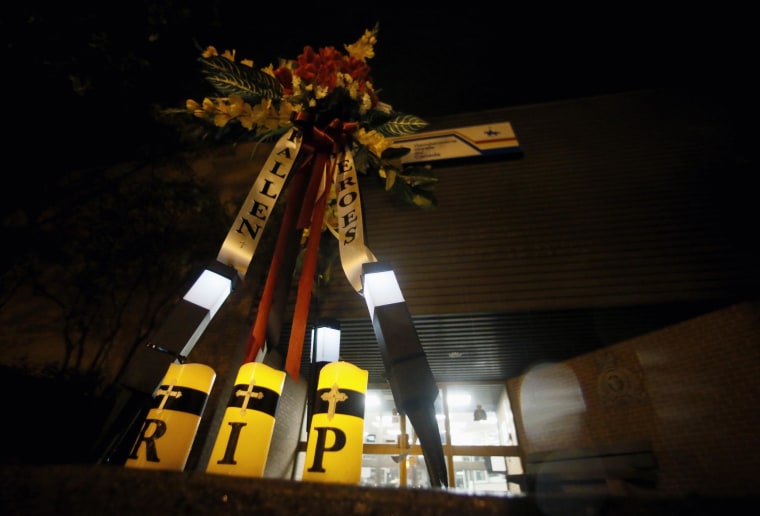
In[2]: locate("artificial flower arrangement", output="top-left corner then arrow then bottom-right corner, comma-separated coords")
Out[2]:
162,23 -> 437,209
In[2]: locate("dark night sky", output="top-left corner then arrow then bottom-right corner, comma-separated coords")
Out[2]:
1,2 -> 752,212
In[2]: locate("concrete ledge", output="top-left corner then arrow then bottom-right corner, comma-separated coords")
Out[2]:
0,464 -> 753,515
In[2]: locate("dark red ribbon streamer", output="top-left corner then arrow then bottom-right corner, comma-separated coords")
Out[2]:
243,114 -> 355,381
241,156 -> 311,365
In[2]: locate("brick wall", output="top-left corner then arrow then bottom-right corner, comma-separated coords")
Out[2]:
507,301 -> 760,498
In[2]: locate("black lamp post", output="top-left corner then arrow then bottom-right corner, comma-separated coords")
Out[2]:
91,260 -> 237,465
361,261 -> 448,488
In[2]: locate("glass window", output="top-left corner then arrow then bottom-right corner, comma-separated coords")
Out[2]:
445,383 -> 516,446
360,454 -> 401,487
295,381 -> 523,496
452,455 -> 512,495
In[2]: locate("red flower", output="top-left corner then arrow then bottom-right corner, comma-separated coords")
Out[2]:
294,45 -> 320,82
293,45 -> 369,93
342,55 -> 371,84
273,66 -> 293,95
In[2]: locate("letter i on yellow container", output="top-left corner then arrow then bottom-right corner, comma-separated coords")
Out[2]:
206,362 -> 286,477
302,361 -> 368,484
125,363 -> 216,471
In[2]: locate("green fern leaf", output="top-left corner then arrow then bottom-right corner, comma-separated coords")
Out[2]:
374,114 -> 429,137
199,56 -> 283,102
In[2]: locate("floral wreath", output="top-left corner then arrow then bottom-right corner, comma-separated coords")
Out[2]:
162,23 -> 437,209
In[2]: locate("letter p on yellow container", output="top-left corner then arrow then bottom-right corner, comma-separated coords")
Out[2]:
302,361 -> 368,484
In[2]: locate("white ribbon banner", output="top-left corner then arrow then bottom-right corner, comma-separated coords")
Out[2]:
217,127 -> 303,278
333,146 -> 377,293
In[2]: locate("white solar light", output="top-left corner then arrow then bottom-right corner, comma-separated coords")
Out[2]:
361,262 -> 405,319
311,318 -> 341,363
183,269 -> 233,318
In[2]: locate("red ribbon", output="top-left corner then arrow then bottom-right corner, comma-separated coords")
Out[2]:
243,114 -> 355,381
241,157 -> 311,364
284,120 -> 346,380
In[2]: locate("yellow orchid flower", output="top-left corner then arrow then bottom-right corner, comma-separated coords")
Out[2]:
201,46 -> 219,58
355,128 -> 392,157
186,99 -> 206,119
273,101 -> 297,127
345,26 -> 378,61
202,97 -> 216,113
237,102 -> 256,130
213,112 -> 232,128
225,94 -> 246,117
